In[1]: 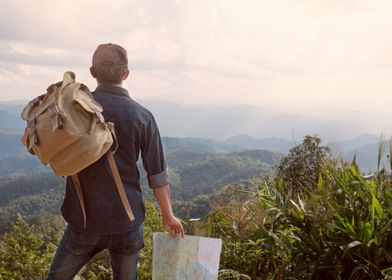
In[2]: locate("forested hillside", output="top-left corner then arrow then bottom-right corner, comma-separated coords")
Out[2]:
0,132 -> 26,159
165,149 -> 280,198
0,174 -> 64,233
0,146 -> 281,233
0,155 -> 48,177
0,110 -> 25,131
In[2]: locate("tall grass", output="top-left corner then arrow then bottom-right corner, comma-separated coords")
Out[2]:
210,148 -> 392,279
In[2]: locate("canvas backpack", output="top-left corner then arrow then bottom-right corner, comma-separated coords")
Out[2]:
21,71 -> 134,227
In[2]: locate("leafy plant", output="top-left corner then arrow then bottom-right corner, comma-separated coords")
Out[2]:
0,214 -> 56,280
208,139 -> 392,279
276,135 -> 331,195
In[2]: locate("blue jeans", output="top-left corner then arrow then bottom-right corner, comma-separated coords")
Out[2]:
46,225 -> 144,280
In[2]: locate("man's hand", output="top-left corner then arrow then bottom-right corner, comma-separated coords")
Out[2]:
162,214 -> 184,238
153,185 -> 185,238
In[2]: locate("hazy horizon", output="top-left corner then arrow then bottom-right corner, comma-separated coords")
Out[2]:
1,97 -> 391,142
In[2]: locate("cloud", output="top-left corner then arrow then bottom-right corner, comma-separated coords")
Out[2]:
0,0 -> 391,119
0,41 -> 88,67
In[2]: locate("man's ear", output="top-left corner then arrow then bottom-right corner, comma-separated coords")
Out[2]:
123,69 -> 130,81
90,67 -> 97,78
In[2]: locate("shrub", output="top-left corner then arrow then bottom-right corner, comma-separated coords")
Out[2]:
0,200 -> 163,280
276,135 -> 331,195
0,214 -> 56,280
210,158 -> 392,279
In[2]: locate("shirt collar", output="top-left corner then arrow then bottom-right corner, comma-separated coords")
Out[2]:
95,84 -> 129,97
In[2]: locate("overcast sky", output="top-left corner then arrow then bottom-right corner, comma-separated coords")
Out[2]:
1,0 -> 392,116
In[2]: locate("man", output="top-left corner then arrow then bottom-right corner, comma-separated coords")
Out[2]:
23,43 -> 184,280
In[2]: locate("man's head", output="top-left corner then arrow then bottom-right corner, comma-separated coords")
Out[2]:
90,43 -> 129,85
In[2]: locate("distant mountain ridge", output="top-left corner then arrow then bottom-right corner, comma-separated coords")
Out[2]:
163,137 -> 242,153
0,132 -> 26,159
0,110 -> 25,131
2,99 -> 391,140
332,133 -> 379,151
224,134 -> 295,153
0,129 -> 384,172
0,109 -> 384,172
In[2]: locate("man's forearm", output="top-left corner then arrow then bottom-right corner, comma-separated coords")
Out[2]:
153,184 -> 174,218
153,184 -> 184,237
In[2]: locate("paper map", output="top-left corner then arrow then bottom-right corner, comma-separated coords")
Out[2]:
152,232 -> 222,280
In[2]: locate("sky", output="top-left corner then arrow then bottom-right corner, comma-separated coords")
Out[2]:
1,0 -> 392,117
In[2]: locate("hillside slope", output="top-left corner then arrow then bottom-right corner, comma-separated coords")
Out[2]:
0,148 -> 281,231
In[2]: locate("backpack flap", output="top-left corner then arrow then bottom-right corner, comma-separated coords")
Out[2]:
21,71 -> 114,176
22,80 -> 64,123
21,83 -> 66,155
74,90 -> 106,134
21,94 -> 46,121
61,71 -> 76,90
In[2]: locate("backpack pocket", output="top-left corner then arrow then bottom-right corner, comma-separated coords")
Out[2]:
29,99 -> 83,164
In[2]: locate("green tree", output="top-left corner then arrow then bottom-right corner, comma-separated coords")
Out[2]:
0,214 -> 56,280
276,135 -> 331,194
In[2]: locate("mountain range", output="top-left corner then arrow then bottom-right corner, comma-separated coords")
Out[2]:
2,99 -> 391,140
0,99 -> 389,233
0,100 -> 387,171
0,130 -> 385,175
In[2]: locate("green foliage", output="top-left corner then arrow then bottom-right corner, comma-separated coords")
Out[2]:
30,212 -> 67,244
138,199 -> 165,279
276,135 -> 331,194
218,269 -> 252,280
0,201 -> 163,280
170,151 -> 273,218
209,155 -> 392,279
78,251 -> 112,280
0,214 -> 57,280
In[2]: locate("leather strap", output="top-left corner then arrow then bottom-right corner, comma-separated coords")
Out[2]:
70,124 -> 135,229
107,151 -> 135,221
107,122 -> 118,153
71,174 -> 87,228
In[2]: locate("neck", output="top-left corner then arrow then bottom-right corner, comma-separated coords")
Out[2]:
98,82 -> 123,88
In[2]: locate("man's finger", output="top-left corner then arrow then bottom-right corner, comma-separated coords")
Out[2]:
178,225 -> 185,238
168,228 -> 176,238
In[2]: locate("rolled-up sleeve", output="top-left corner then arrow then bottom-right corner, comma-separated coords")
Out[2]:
141,115 -> 168,189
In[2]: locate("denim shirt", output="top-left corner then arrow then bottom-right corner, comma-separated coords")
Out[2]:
61,84 -> 168,233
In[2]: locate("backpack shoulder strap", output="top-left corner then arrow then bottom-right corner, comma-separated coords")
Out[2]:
106,151 -> 135,221
71,157 -> 135,230
71,122 -> 135,229
71,174 -> 87,228
105,123 -> 134,221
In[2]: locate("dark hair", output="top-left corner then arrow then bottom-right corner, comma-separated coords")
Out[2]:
93,65 -> 128,85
